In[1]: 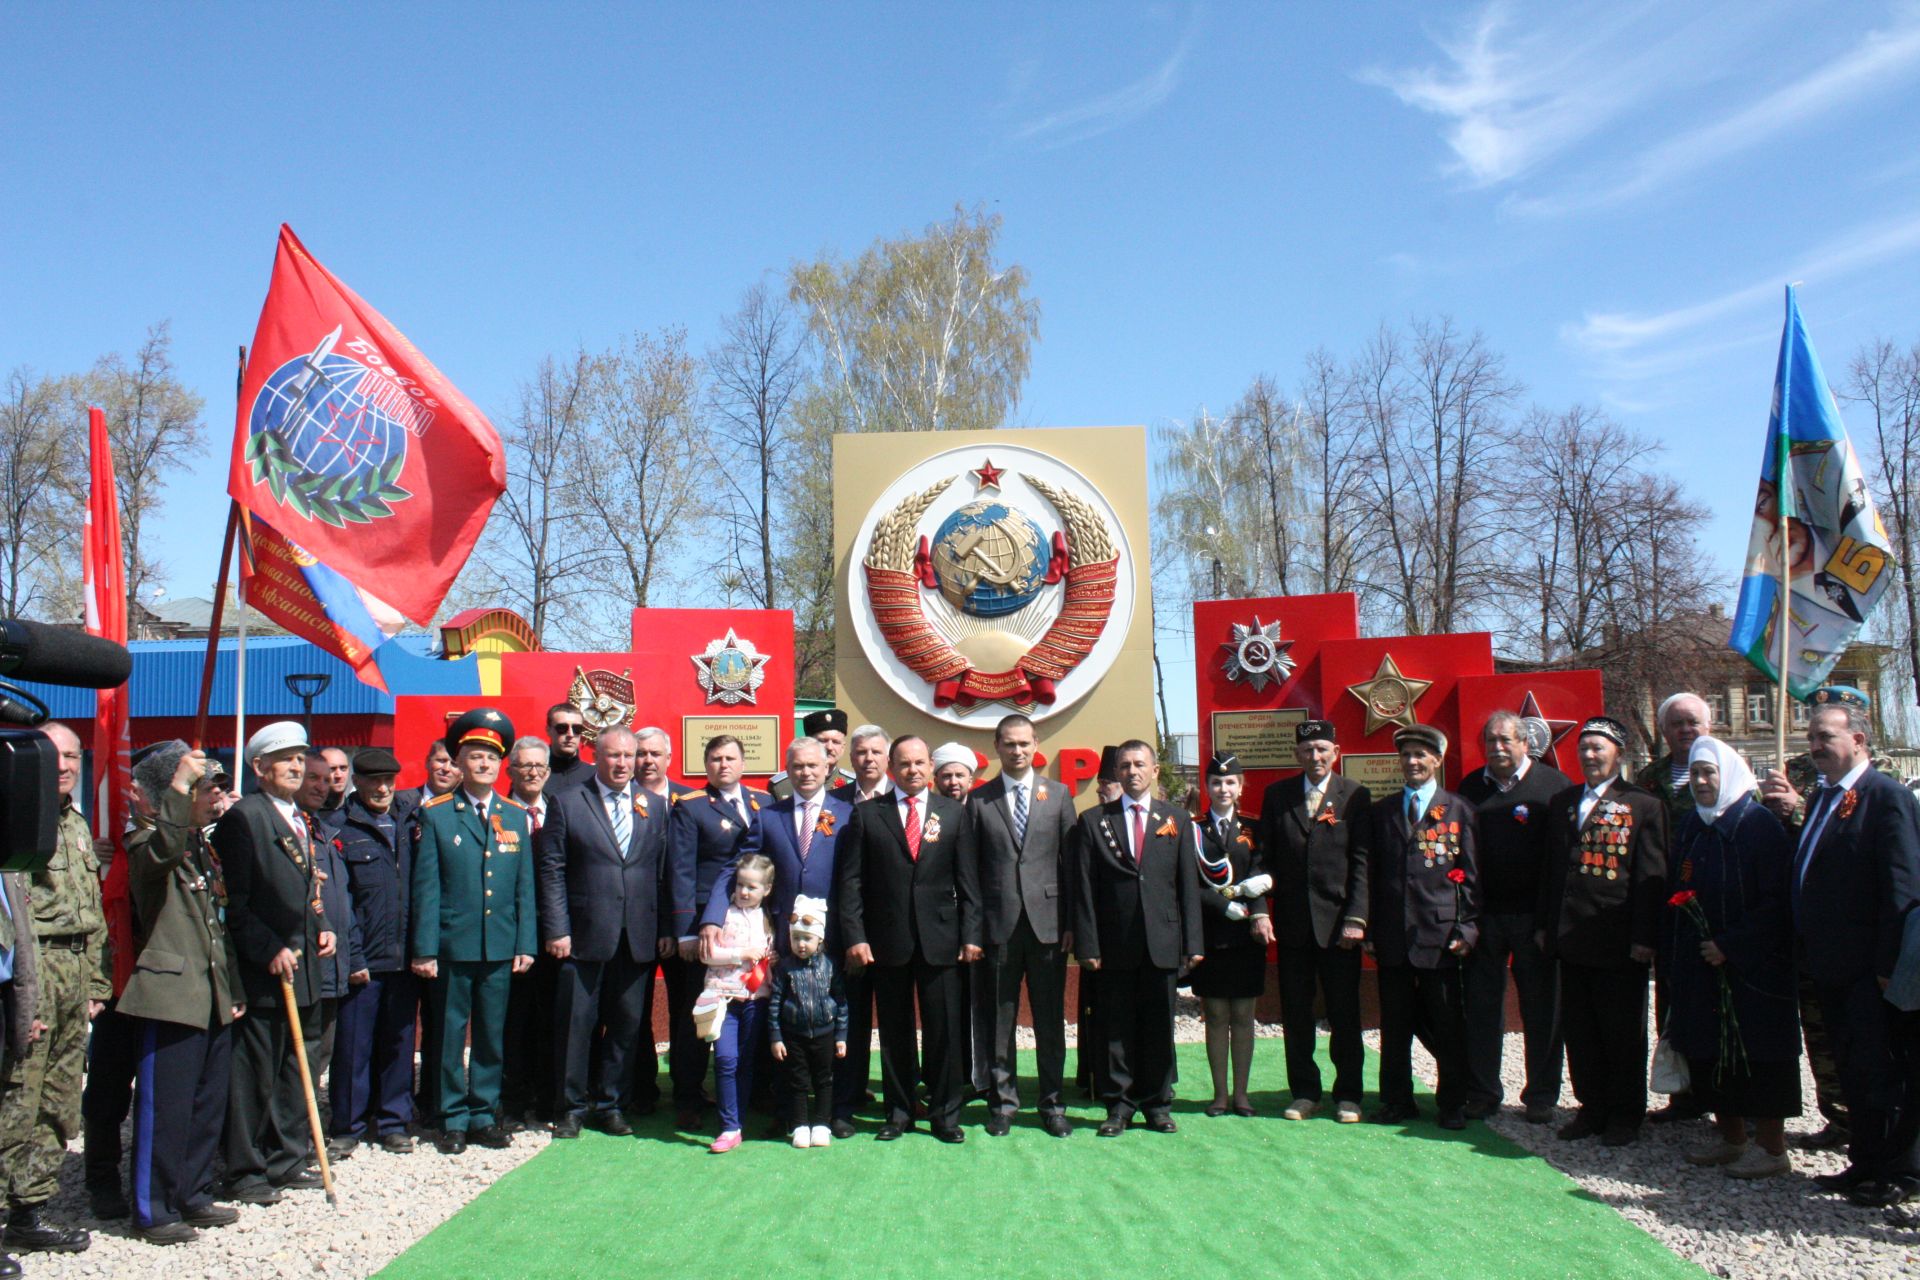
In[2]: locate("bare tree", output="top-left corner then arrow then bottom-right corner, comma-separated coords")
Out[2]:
709,282 -> 806,608
489,351 -> 607,644
577,328 -> 704,614
1297,346 -> 1370,594
78,322 -> 206,617
1228,374 -> 1309,595
0,368 -> 77,619
1846,338 -> 1920,704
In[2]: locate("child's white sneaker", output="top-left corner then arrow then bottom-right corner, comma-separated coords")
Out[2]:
791,1126 -> 813,1149
809,1124 -> 832,1148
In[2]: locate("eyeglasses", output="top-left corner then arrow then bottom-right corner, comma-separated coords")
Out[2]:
509,762 -> 550,772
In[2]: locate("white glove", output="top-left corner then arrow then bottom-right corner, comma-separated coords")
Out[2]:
1225,901 -> 1249,921
1232,874 -> 1273,900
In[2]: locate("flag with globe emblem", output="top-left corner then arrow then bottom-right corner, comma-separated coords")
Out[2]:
227,225 -> 506,687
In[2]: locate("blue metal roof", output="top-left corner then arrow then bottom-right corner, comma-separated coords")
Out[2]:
3,634 -> 450,720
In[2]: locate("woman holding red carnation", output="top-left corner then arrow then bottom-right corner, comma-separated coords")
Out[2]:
1664,735 -> 1799,1179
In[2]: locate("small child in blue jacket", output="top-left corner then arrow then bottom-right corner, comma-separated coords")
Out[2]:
768,894 -> 848,1148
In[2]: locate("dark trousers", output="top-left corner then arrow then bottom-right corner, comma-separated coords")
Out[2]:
661,952 -> 711,1110
872,959 -> 965,1129
1815,977 -> 1918,1179
130,1018 -> 230,1228
832,964 -> 876,1120
1277,941 -> 1364,1103
1377,961 -> 1468,1112
988,916 -> 1067,1116
554,943 -> 655,1118
501,954 -> 560,1121
1464,911 -> 1563,1108
1092,964 -> 1177,1118
1798,964 -> 1851,1130
224,998 -> 316,1190
330,971 -> 419,1139
1560,960 -> 1649,1130
783,1031 -> 836,1130
428,959 -> 511,1133
81,1000 -> 141,1189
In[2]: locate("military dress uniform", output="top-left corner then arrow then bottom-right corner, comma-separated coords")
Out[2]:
119,786 -> 243,1234
411,712 -> 537,1145
0,797 -> 108,1233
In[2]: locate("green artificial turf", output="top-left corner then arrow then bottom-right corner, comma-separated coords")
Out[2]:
379,1041 -> 1702,1280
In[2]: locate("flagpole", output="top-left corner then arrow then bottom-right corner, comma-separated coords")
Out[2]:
191,503 -> 239,750
1775,286 -> 1794,772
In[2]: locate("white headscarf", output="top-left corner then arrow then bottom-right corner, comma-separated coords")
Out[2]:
1688,735 -> 1757,826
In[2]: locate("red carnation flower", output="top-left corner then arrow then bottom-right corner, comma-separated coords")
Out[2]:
1446,867 -> 1466,885
1668,889 -> 1696,907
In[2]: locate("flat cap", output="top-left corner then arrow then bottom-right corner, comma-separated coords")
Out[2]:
352,746 -> 402,776
1393,723 -> 1448,757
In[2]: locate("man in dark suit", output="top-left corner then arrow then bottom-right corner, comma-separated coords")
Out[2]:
1369,724 -> 1479,1130
1458,710 -> 1571,1123
1773,686 -> 1920,1206
119,743 -> 243,1244
665,734 -> 768,1128
1258,719 -> 1371,1123
1537,716 -> 1666,1147
214,722 -> 336,1204
539,727 -> 674,1138
834,735 -> 980,1142
827,724 -> 889,1128
410,710 -> 537,1154
328,748 -> 420,1156
1071,739 -> 1204,1137
971,714 -> 1076,1138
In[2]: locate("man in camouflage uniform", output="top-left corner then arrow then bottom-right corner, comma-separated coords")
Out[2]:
0,723 -> 106,1255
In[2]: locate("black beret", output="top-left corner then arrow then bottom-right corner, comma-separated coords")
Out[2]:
1205,751 -> 1242,778
1296,719 -> 1337,745
352,746 -> 403,775
802,708 -> 849,737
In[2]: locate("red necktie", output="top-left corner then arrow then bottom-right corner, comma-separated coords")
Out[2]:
904,795 -> 922,861
1131,805 -> 1146,864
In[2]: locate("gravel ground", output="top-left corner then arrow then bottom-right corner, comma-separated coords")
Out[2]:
15,1007 -> 1917,1280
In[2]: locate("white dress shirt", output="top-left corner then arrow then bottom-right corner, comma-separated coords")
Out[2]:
1576,776 -> 1615,828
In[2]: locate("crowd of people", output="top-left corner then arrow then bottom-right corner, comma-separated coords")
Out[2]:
0,690 -> 1916,1274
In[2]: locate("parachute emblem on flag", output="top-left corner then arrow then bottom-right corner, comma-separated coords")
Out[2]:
242,325 -> 420,528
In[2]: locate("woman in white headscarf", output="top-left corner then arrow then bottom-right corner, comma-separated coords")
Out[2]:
1662,735 -> 1799,1180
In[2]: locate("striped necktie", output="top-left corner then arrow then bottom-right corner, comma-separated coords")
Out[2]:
1012,781 -> 1029,847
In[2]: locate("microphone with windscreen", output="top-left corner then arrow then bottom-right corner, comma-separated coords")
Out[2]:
0,618 -> 133,688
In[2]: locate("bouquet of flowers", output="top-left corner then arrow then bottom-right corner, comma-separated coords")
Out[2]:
1668,889 -> 1746,1081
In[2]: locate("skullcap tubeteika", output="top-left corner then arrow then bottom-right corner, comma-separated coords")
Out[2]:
1393,723 -> 1448,757
1295,719 -> 1337,744
1205,751 -> 1243,778
446,708 -> 514,756
1578,716 -> 1629,749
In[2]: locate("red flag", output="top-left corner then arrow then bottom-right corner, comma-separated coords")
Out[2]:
227,225 -> 505,626
84,406 -> 135,996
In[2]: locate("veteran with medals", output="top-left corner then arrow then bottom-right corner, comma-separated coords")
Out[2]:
410,709 -> 537,1155
1538,716 -> 1668,1147
1368,725 -> 1479,1130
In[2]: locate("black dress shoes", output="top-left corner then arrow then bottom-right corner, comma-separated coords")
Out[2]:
590,1110 -> 633,1136
1599,1124 -> 1640,1148
1848,1177 -> 1919,1209
1097,1115 -> 1127,1138
3,1205 -> 90,1253
1043,1114 -> 1072,1138
1145,1114 -> 1177,1134
184,1203 -> 240,1228
551,1115 -> 582,1139
226,1183 -> 284,1206
1794,1122 -> 1850,1151
985,1114 -> 1012,1137
326,1135 -> 359,1160
1813,1166 -> 1865,1193
875,1123 -> 907,1141
830,1119 -> 857,1140
435,1131 -> 468,1155
0,1250 -> 20,1278
1557,1116 -> 1600,1142
1437,1108 -> 1468,1131
1648,1096 -> 1705,1125
136,1222 -> 199,1246
933,1125 -> 965,1144
470,1125 -> 513,1149
1463,1099 -> 1499,1120
1524,1103 -> 1555,1125
273,1169 -> 322,1190
1369,1104 -> 1418,1126
380,1132 -> 416,1153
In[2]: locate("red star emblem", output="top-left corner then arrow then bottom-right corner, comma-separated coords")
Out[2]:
971,457 -> 1005,490
1519,691 -> 1577,754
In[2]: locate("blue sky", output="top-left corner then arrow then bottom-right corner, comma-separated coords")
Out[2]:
6,1 -> 1920,735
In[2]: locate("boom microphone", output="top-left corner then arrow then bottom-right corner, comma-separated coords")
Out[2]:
0,618 -> 133,689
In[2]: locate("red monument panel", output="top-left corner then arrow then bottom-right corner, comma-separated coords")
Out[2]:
1313,632 -> 1495,793
1455,670 -> 1605,779
391,694 -> 551,792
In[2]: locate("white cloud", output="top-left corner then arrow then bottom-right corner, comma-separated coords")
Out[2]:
1013,8 -> 1201,149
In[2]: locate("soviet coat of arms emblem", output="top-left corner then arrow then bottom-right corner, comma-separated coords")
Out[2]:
852,446 -> 1133,722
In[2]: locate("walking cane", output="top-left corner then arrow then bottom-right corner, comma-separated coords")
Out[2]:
280,973 -> 339,1208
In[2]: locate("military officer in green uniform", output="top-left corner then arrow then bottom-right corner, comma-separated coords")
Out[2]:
411,709 -> 536,1155
0,722 -> 105,1256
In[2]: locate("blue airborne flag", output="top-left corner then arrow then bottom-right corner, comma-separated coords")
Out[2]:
1728,286 -> 1894,699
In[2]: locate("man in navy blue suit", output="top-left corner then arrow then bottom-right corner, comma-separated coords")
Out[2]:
1764,686 -> 1920,1207
701,737 -> 851,954
665,735 -> 768,1128
538,728 -> 676,1138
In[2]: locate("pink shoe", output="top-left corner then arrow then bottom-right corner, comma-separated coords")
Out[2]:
709,1130 -> 742,1154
